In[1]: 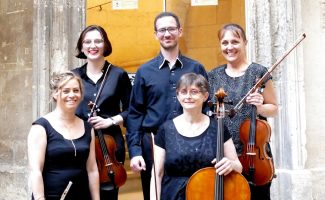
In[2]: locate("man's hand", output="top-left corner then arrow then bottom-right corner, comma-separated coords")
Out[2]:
130,156 -> 146,172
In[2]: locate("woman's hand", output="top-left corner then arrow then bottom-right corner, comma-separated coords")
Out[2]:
211,157 -> 235,176
246,90 -> 264,106
88,116 -> 113,129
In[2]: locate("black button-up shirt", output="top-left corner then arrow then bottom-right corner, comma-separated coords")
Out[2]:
72,61 -> 132,162
126,53 -> 208,158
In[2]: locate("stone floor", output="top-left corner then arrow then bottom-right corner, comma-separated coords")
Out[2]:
119,171 -> 143,200
119,190 -> 143,200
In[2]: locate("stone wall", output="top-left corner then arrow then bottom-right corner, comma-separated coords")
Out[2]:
0,0 -> 33,199
303,0 -> 325,199
0,0 -> 85,199
245,0 -> 325,199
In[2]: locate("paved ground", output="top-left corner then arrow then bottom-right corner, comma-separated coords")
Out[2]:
119,190 -> 143,200
119,171 -> 143,200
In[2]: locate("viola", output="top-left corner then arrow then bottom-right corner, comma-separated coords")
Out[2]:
239,105 -> 274,185
186,88 -> 250,200
89,102 -> 127,188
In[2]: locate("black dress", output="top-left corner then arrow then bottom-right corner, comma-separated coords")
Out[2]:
154,118 -> 231,200
32,118 -> 92,200
208,63 -> 271,154
208,63 -> 273,200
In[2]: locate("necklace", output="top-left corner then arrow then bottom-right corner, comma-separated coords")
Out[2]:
70,139 -> 77,157
180,116 -> 208,137
64,123 -> 77,157
59,117 -> 78,157
63,124 -> 77,157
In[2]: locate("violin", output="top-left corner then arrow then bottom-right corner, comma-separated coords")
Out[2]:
233,34 -> 306,186
88,102 -> 127,188
87,63 -> 127,189
186,88 -> 250,200
239,104 -> 274,185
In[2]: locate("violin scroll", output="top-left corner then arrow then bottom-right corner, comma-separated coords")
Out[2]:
215,88 -> 227,119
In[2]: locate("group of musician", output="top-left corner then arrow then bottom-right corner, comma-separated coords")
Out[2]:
28,11 -> 277,200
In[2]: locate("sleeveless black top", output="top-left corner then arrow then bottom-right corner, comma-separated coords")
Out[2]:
32,117 -> 92,200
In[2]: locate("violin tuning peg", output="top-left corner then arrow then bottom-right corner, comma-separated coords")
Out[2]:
206,110 -> 214,117
207,100 -> 214,108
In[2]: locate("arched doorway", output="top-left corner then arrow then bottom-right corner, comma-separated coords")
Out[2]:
86,1 -> 245,199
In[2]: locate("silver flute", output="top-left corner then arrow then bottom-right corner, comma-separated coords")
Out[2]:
60,181 -> 73,200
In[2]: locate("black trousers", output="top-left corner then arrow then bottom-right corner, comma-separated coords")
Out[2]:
100,187 -> 119,200
140,133 -> 155,200
250,181 -> 271,200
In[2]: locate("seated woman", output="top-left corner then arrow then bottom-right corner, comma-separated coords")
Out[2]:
150,73 -> 242,200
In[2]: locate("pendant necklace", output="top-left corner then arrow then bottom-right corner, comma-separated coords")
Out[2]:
70,139 -> 77,157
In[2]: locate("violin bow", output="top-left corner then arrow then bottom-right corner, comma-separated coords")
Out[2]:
150,132 -> 159,200
88,63 -> 111,117
230,33 -> 306,117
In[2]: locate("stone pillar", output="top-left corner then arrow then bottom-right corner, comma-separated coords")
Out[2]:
26,0 -> 85,198
245,0 -> 311,199
33,0 -> 86,117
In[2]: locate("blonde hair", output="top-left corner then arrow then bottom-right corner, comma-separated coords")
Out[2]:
50,71 -> 83,102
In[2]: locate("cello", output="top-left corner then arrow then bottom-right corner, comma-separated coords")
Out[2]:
186,88 -> 250,200
88,64 -> 127,189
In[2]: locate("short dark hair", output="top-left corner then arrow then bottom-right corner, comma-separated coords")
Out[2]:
218,23 -> 247,42
75,25 -> 112,59
176,73 -> 209,94
154,12 -> 181,31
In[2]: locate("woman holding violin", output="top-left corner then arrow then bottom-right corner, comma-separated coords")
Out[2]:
73,25 -> 132,200
150,73 -> 242,200
208,23 -> 278,200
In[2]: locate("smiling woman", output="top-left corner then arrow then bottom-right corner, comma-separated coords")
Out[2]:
28,71 -> 100,200
72,25 -> 132,200
150,73 -> 242,200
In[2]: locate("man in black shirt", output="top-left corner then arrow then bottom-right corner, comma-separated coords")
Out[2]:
126,12 -> 208,200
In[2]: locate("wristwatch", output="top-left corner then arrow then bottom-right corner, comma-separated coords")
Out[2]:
110,117 -> 117,126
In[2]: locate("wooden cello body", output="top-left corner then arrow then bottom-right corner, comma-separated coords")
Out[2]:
186,167 -> 250,200
186,88 -> 250,200
239,107 -> 274,185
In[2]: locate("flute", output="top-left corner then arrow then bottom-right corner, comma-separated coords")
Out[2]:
60,181 -> 73,200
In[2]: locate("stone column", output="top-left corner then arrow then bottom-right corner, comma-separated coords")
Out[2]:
245,0 -> 311,199
32,0 -> 86,117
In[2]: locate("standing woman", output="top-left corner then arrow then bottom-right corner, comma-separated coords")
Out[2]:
150,73 -> 242,200
28,71 -> 100,200
208,23 -> 278,200
72,25 -> 132,200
